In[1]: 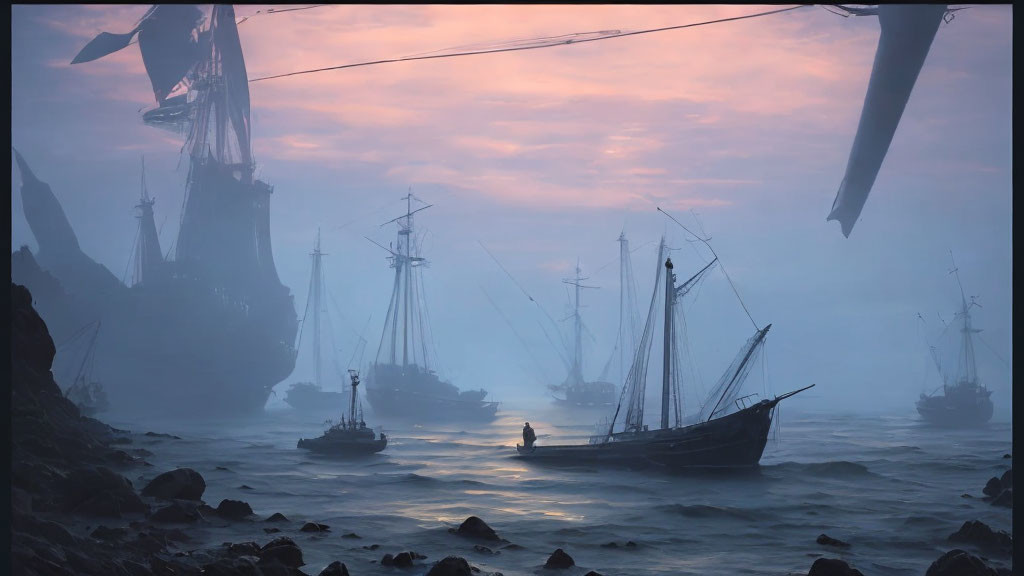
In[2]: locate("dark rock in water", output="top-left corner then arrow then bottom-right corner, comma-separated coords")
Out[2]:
925,549 -> 1000,576
584,572 -> 604,576
991,489 -> 1012,508
264,528 -> 282,534
473,545 -> 497,555
300,522 -> 330,532
142,468 -> 206,501
341,532 -> 361,539
217,499 -> 254,519
452,516 -> 500,541
226,541 -> 263,557
983,477 -> 1003,497
600,542 -> 617,548
625,541 -> 637,548
216,466 -> 231,471
426,556 -> 473,576
393,551 -> 417,567
816,534 -> 851,548
962,493 -> 974,498
381,553 -> 395,566
808,558 -> 865,576
151,502 -> 202,523
544,549 -> 575,569
502,543 -> 525,551
999,469 -> 1012,490
265,512 -> 289,522
1002,454 -> 1011,459
320,561 -> 350,576
363,544 -> 381,550
259,536 -> 305,568
145,431 -> 182,439
948,520 -> 1013,554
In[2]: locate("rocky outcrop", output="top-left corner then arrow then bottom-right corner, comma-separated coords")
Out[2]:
925,549 -> 1001,576
544,548 -> 575,569
319,561 -> 350,576
216,499 -> 255,519
948,520 -> 1012,555
451,516 -> 500,541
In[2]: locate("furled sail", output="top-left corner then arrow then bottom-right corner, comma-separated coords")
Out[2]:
827,4 -> 947,237
607,237 -> 667,437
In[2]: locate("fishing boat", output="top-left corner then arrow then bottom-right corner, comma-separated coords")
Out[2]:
364,194 -> 499,422
62,321 -> 110,418
283,231 -> 346,413
517,238 -> 812,469
298,370 -> 387,455
916,254 -> 994,427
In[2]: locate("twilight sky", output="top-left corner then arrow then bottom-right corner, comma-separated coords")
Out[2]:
11,4 -> 1012,418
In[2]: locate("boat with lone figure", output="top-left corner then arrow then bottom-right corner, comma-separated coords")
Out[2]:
517,236 -> 812,469
298,370 -> 387,455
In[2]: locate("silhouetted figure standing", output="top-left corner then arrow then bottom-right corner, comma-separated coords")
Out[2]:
523,422 -> 536,449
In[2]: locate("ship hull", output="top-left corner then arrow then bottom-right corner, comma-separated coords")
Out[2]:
366,363 -> 498,423
916,394 -> 993,427
283,385 -> 346,413
297,436 -> 387,455
515,400 -> 775,469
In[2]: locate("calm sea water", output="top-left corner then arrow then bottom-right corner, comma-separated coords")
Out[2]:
101,405 -> 1012,576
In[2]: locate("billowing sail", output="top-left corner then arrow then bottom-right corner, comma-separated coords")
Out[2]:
828,5 -> 947,237
137,5 -> 205,104
13,148 -> 81,258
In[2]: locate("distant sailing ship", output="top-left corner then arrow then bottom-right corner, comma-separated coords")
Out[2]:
298,370 -> 387,455
365,194 -> 499,423
283,231 -> 346,413
517,238 -> 812,468
549,233 -> 642,409
916,254 -> 994,427
12,6 -> 298,416
61,320 -> 110,418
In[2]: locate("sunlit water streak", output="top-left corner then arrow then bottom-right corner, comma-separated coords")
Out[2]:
100,407 -> 1012,576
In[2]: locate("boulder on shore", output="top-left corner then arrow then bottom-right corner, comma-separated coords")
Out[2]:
216,499 -> 254,519
319,561 -> 350,576
141,468 -> 206,501
816,534 -> 850,548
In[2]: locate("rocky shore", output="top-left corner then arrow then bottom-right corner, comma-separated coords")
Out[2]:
10,282 -> 1014,575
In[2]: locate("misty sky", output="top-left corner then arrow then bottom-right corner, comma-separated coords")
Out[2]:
11,5 -> 1012,419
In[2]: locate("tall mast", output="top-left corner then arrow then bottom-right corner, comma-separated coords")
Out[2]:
402,192 -> 412,369
948,251 -> 980,387
311,229 -> 326,389
619,233 -> 627,386
348,370 -> 359,425
562,262 -> 597,384
662,258 -> 674,430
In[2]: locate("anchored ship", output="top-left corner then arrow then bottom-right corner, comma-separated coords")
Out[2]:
549,233 -> 644,409
12,5 -> 298,417
517,238 -> 812,468
365,194 -> 499,423
283,231 -> 347,413
916,253 -> 994,427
